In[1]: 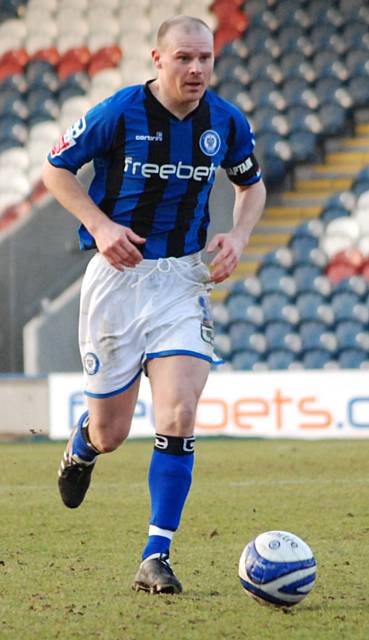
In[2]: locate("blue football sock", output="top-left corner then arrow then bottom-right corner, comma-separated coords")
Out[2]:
142,434 -> 195,561
71,411 -> 100,462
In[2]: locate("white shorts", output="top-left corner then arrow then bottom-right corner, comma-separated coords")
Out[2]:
79,252 -> 221,398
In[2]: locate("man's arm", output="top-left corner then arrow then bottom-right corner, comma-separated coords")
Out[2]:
207,179 -> 266,284
42,161 -> 145,270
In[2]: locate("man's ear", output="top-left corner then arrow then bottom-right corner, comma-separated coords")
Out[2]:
151,48 -> 162,70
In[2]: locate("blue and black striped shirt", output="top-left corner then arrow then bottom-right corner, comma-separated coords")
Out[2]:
48,81 -> 261,259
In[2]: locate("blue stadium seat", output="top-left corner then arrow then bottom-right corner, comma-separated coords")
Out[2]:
346,75 -> 369,108
299,320 -> 337,352
289,237 -> 320,262
264,320 -> 300,352
228,321 -> 259,352
335,320 -> 365,350
330,290 -> 362,321
324,191 -> 355,213
0,92 -> 28,121
287,106 -> 322,135
225,293 -> 257,322
343,20 -> 368,46
257,264 -> 289,294
302,348 -> 337,369
214,54 -> 245,82
216,80 -> 243,103
320,206 -> 351,224
261,248 -> 294,269
292,264 -> 322,293
231,349 -> 264,371
288,130 -> 317,163
333,276 -> 368,297
25,60 -> 59,93
0,116 -> 27,147
261,292 -> 291,322
295,292 -> 326,321
338,348 -> 368,368
260,154 -> 289,185
27,89 -> 59,126
317,103 -> 347,136
59,72 -> 90,102
351,179 -> 369,199
266,348 -> 297,370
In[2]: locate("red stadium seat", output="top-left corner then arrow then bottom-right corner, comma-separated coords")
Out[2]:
212,3 -> 249,55
57,47 -> 91,80
0,60 -> 24,82
360,257 -> 369,282
29,47 -> 60,65
88,45 -> 122,77
325,249 -> 363,283
0,48 -> 28,67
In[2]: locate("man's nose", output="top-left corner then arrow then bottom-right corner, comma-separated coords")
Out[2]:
189,58 -> 201,73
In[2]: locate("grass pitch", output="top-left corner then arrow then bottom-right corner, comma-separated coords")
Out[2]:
1,438 -> 369,640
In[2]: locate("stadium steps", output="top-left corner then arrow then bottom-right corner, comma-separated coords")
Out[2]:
211,118 -> 369,303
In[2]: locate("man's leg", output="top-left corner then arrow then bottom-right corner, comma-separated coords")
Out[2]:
58,378 -> 141,508
133,355 -> 210,593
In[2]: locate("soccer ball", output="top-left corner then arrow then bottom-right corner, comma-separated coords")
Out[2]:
239,530 -> 317,607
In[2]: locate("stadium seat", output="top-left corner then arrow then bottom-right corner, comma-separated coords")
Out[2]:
59,72 -> 90,103
333,274 -> 368,297
225,292 -> 257,322
27,89 -> 59,126
330,290 -> 362,322
261,292 -> 291,322
292,264 -> 322,293
264,320 -> 301,352
295,291 -> 327,321
338,347 -> 369,368
88,46 -> 122,77
266,348 -> 297,370
257,263 -> 288,291
299,319 -> 337,352
317,103 -> 347,136
325,249 -> 363,282
289,236 -> 320,263
302,348 -> 337,369
288,130 -> 317,163
228,320 -> 260,352
262,247 -> 294,269
231,349 -> 264,371
335,319 -> 366,350
0,116 -> 28,147
320,206 -> 351,225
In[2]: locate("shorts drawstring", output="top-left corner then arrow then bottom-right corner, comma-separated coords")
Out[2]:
130,257 -> 212,289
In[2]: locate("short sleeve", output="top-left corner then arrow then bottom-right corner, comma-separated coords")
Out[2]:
47,95 -> 121,174
221,108 -> 261,186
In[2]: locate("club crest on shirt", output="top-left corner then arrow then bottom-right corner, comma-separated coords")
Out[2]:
199,129 -> 221,156
83,352 -> 100,375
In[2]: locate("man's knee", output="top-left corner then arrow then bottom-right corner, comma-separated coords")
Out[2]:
160,402 -> 197,436
88,417 -> 129,453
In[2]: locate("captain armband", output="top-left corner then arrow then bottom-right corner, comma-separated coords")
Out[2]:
225,153 -> 261,186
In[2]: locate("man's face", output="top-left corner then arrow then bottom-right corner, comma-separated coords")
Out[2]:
152,25 -> 214,107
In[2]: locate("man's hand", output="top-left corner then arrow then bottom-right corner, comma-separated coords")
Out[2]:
93,218 -> 146,271
207,232 -> 244,284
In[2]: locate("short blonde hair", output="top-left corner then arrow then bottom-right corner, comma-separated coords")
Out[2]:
157,15 -> 213,49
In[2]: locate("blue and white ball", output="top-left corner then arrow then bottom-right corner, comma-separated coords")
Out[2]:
239,530 -> 317,607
